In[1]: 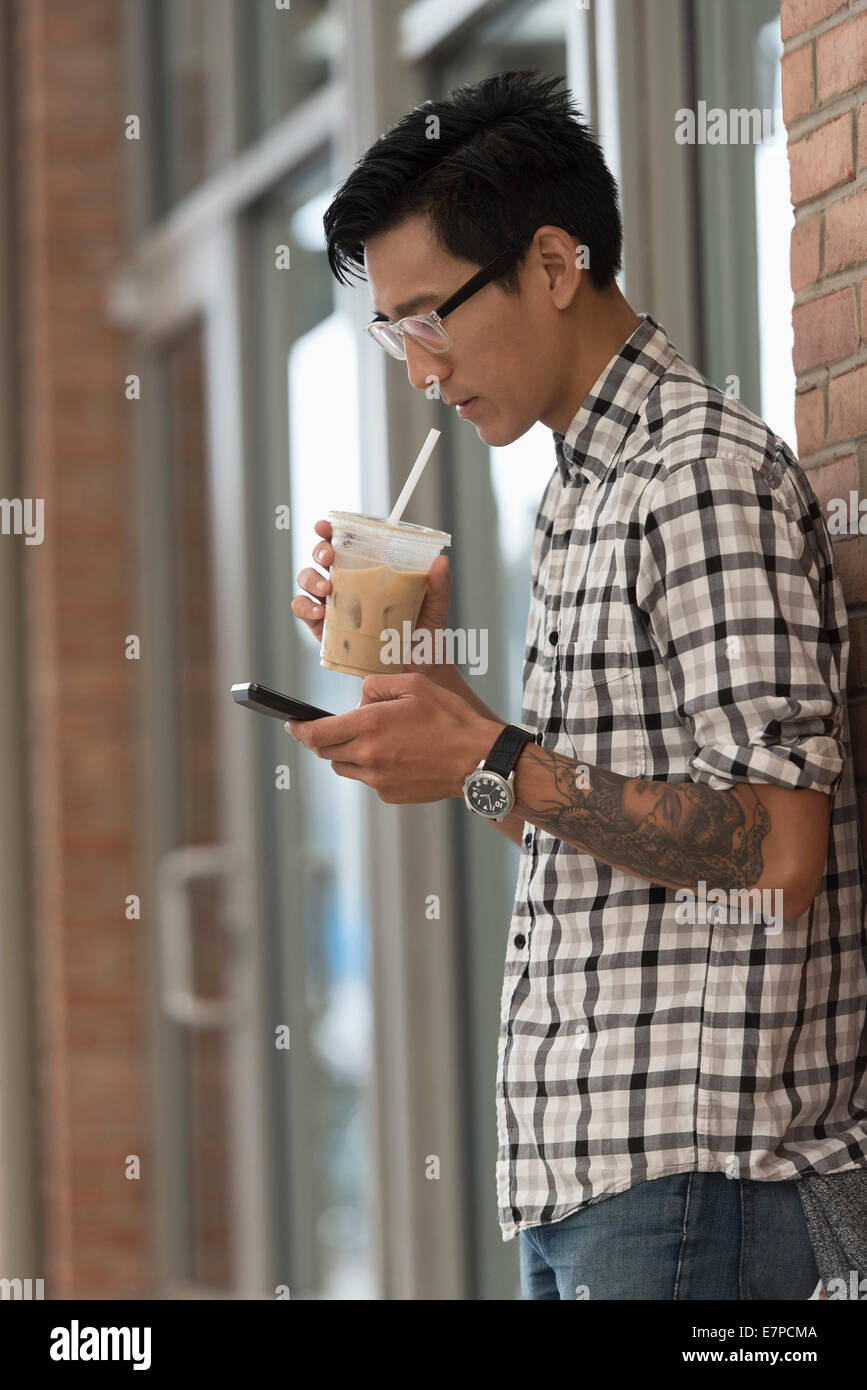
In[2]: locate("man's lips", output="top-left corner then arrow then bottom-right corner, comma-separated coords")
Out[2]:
443,393 -> 480,416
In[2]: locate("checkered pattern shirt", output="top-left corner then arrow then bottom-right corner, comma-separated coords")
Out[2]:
496,312 -> 867,1242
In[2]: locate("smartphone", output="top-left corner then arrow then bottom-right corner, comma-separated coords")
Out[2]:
230,682 -> 334,722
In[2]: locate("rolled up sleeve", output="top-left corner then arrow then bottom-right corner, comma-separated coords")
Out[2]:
636,455 -> 847,795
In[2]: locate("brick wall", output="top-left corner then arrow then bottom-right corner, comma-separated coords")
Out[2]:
782,0 -> 867,853
15,0 -> 147,1297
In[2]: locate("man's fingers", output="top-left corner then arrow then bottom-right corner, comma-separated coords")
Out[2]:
316,739 -> 369,763
290,593 -> 325,621
328,759 -> 370,779
296,564 -> 331,599
291,712 -> 370,751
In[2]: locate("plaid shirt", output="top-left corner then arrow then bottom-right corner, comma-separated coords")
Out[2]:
496,313 -> 867,1242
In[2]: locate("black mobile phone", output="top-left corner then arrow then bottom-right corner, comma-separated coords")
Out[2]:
230,682 -> 334,722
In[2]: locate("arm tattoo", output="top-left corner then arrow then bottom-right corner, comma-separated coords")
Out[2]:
513,746 -> 771,889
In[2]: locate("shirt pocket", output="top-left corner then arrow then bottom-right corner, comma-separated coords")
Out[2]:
560,635 -> 647,779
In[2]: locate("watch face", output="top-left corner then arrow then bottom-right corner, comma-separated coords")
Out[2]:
467,773 -> 510,817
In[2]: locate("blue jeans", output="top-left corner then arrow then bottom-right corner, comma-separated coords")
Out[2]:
519,1172 -> 820,1300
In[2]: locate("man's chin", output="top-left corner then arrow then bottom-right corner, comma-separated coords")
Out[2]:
476,418 -> 535,448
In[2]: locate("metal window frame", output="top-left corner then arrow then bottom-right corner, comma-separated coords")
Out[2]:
400,0 -> 510,60
602,0 -> 702,361
120,222 -> 280,1299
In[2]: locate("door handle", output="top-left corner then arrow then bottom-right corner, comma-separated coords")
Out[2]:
157,843 -> 243,1028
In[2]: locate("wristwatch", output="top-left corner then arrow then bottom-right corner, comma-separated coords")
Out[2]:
462,723 -> 535,821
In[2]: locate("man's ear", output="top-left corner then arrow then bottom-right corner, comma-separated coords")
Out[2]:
534,225 -> 583,309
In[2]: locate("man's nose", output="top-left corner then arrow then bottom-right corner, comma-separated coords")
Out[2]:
404,338 -> 451,393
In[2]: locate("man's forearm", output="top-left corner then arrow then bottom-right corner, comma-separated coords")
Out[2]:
414,656 -> 823,909
509,741 -> 815,918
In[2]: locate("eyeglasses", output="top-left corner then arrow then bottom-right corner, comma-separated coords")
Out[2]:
364,246 -> 522,360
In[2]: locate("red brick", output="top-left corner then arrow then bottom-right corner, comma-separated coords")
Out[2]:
816,13 -> 867,104
832,536 -> 867,603
782,43 -> 814,122
863,281 -> 867,344
795,386 -> 826,455
781,0 -> 847,41
829,363 -> 867,441
808,450 -> 855,514
847,614 -> 867,688
859,104 -> 867,170
792,288 -> 857,371
17,0 -> 149,1303
790,214 -> 821,292
788,113 -> 854,204
825,187 -> 867,274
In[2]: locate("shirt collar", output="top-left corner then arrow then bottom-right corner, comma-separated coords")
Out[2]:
552,313 -> 678,487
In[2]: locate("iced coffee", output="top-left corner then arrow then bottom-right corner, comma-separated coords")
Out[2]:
320,511 -> 451,678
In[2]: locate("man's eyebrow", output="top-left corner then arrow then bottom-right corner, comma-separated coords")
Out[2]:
371,292 -> 441,322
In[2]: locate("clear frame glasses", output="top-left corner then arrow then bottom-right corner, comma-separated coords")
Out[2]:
364,246 -> 522,360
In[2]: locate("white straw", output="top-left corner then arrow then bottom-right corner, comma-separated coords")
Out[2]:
387,428 -> 441,525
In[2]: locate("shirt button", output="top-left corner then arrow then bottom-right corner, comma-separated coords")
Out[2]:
524,832 -> 532,846
548,630 -> 558,645
513,933 -> 526,949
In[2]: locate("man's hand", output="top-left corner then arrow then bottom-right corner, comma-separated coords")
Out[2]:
285,671 -> 502,804
291,517 -> 453,665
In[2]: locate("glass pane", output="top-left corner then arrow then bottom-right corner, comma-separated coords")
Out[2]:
692,0 -> 791,438
149,0 -> 226,211
433,0 -> 570,90
244,157 -> 375,1298
147,0 -> 338,216
161,321 -> 233,1290
239,0 -> 337,145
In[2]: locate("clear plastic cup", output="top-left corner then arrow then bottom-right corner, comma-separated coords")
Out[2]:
320,510 -> 451,678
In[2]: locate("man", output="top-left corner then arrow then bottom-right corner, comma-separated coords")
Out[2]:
290,71 -> 867,1300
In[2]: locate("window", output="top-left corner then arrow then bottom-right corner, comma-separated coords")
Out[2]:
239,0 -> 337,146
148,0 -> 229,211
692,0 -> 793,441
147,0 -> 339,217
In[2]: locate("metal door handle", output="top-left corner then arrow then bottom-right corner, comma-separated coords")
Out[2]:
157,844 -> 242,1027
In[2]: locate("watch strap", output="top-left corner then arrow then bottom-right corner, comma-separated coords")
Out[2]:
482,723 -> 534,778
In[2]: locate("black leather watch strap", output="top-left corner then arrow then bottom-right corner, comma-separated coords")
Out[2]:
482,723 -> 534,778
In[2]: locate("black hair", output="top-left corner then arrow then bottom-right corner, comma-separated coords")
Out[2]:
323,70 -> 622,294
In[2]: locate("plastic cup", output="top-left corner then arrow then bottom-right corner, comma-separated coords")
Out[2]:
319,510 -> 451,678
